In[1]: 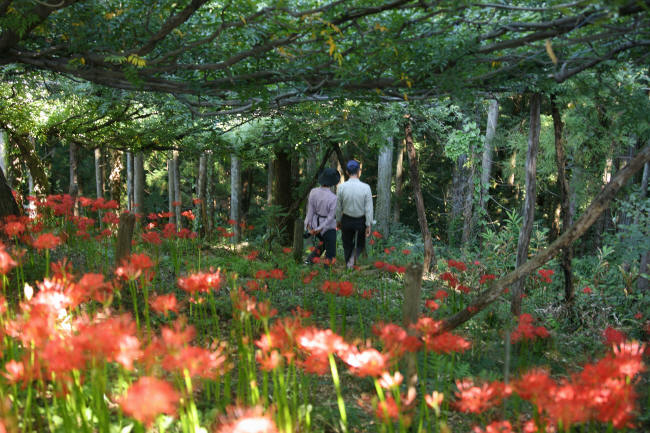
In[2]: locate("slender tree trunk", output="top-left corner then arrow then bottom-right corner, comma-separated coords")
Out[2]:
274,148 -> 294,245
134,152 -> 144,216
241,168 -> 254,220
230,153 -> 241,242
393,139 -> 405,223
478,99 -> 498,220
27,170 -> 35,217
167,157 -> 176,225
449,154 -> 468,245
461,145 -> 476,244
511,93 -> 541,316
206,151 -> 214,236
0,130 -> 6,176
0,165 -> 20,218
69,142 -> 79,196
197,152 -> 207,236
551,96 -> 575,303
267,160 -> 274,207
95,148 -> 103,199
173,150 -> 181,228
637,161 -> 649,291
405,117 -> 435,273
126,151 -> 133,211
109,150 -> 123,205
13,134 -> 48,195
376,137 -> 393,237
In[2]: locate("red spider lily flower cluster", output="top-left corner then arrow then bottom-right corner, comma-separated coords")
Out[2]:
447,259 -> 467,272
472,420 -> 513,433
141,231 -> 162,246
582,286 -> 593,294
302,270 -> 319,284
537,269 -> 554,283
177,269 -> 224,294
603,326 -> 626,346
181,210 -> 195,220
246,250 -> 260,261
373,323 -> 422,359
373,261 -> 406,274
149,293 -> 179,315
115,253 -> 155,281
412,317 -> 471,354
320,280 -> 354,297
453,378 -> 512,413
32,233 -> 62,251
0,243 -> 17,275
214,405 -> 278,433
479,274 -> 496,284
511,313 -> 551,343
254,269 -> 286,280
434,289 -> 449,300
282,247 -> 292,254
4,221 -> 26,238
440,271 -> 459,288
118,376 -> 179,427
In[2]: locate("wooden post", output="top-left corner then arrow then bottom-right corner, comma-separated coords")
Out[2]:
115,212 -> 136,266
292,217 -> 304,262
403,263 -> 424,392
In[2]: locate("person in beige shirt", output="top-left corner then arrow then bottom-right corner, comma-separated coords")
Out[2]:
336,159 -> 373,269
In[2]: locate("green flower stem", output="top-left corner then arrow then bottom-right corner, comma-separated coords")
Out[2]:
328,353 -> 347,433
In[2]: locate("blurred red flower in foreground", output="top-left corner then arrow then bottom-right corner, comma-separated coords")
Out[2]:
150,293 -> 179,315
118,376 -> 179,427
0,244 -> 16,275
215,406 -> 278,433
177,269 -> 223,294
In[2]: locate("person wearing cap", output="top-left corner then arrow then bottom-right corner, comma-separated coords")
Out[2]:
304,167 -> 341,264
336,160 -> 373,269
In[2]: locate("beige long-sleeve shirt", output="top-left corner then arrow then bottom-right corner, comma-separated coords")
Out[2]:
336,177 -> 373,227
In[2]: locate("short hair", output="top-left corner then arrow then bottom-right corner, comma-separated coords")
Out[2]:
346,159 -> 360,175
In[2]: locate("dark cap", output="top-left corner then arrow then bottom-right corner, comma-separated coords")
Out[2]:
346,160 -> 360,173
318,168 -> 341,187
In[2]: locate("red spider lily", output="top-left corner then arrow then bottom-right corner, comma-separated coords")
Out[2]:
214,405 -> 278,433
302,270 -> 319,284
425,332 -> 471,354
479,274 -> 496,284
434,289 -> 449,300
402,249 -> 411,255
472,420 -> 514,433
340,347 -> 387,378
115,253 -> 155,281
161,344 -> 229,380
118,376 -> 179,427
3,360 -> 25,384
231,288 -> 258,315
192,198 -> 203,205
447,259 -> 467,272
440,272 -> 459,288
246,250 -> 259,260
255,270 -> 270,279
371,230 -> 382,239
102,212 -> 120,225
425,300 -> 439,311
425,391 -> 444,411
246,280 -> 266,292
177,228 -> 196,239
378,371 -> 403,389
227,219 -> 237,225
256,349 -> 283,371
0,244 -> 16,275
162,223 -> 177,239
72,216 -> 95,231
453,378 -> 511,413
360,290 -> 374,299
511,314 -> 550,343
141,231 -> 162,246
384,248 -> 392,255
76,314 -> 143,370
171,201 -> 181,207
582,286 -> 593,294
373,323 -> 422,358
72,273 -> 114,304
537,269 -> 554,283
369,239 -> 376,245
634,312 -> 643,319
4,221 -> 25,237
282,247 -> 292,254
375,389 -> 416,423
268,269 -> 286,280
150,293 -> 179,315
159,320 -> 196,349
374,261 -> 385,269
251,300 -> 278,321
223,231 -> 236,238
32,233 -> 62,250
458,285 -> 471,294
147,213 -> 160,220
603,326 -> 626,346
248,225 -> 254,231
297,327 -> 348,375
177,269 -> 223,294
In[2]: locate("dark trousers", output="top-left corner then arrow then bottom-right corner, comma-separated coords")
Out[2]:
341,214 -> 366,265
307,228 -> 337,263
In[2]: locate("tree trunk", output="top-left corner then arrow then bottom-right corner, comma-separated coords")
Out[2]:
197,152 -> 207,236
449,154 -> 468,245
393,139 -> 405,223
511,93 -> 541,316
205,151 -> 214,236
0,130 -> 6,176
241,167 -> 254,220
95,148 -> 104,199
134,152 -> 145,216
405,117 -> 435,273
115,212 -> 136,266
230,153 -> 241,242
478,99 -> 498,219
267,160 -> 274,207
167,157 -> 176,226
551,96 -> 575,303
637,161 -> 649,291
403,263 -> 424,392
13,134 -> 49,195
376,137 -> 393,237
109,150 -> 123,205
173,150 -> 181,228
461,145 -> 476,244
126,151 -> 133,211
0,165 -> 20,218
69,141 -> 79,196
274,148 -> 294,245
